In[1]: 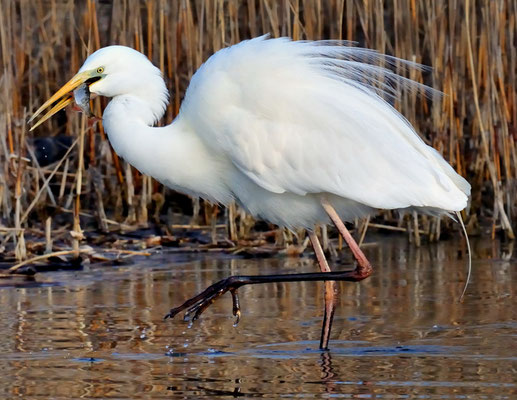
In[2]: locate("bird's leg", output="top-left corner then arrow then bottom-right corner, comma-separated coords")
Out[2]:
165,201 -> 373,344
308,231 -> 337,350
165,277 -> 242,324
321,198 -> 373,278
164,269 -> 369,323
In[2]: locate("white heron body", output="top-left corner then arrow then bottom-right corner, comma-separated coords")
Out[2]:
81,36 -> 470,228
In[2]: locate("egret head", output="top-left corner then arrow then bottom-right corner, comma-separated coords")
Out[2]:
30,46 -> 168,130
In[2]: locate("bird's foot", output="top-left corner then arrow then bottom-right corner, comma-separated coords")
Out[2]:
164,276 -> 243,325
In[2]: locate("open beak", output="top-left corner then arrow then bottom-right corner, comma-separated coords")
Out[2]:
29,70 -> 98,131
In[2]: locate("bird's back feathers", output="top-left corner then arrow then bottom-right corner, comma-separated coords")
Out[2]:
180,36 -> 470,213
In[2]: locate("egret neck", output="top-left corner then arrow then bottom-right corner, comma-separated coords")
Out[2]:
102,94 -> 232,204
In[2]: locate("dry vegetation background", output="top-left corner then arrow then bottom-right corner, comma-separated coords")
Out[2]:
0,0 -> 515,264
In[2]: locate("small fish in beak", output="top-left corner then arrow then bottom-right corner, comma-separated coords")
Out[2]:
30,69 -> 102,131
73,83 -> 95,117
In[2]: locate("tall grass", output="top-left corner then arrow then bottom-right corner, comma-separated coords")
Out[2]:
0,0 -> 515,260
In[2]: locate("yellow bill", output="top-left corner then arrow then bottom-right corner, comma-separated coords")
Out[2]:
29,70 -> 98,132
29,95 -> 73,131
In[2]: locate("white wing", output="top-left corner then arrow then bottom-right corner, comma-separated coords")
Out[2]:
180,36 -> 470,212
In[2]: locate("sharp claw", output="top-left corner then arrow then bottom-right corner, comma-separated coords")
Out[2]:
164,306 -> 183,321
230,288 -> 241,326
164,310 -> 178,320
191,305 -> 205,321
165,277 -> 246,327
233,309 -> 241,327
192,311 -> 202,322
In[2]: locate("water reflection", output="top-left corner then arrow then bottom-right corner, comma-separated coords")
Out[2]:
0,236 -> 515,398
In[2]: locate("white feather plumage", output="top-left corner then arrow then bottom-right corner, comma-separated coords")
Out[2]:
83,36 -> 470,228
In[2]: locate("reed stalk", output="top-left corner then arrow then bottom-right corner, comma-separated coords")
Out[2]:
0,1 -> 514,259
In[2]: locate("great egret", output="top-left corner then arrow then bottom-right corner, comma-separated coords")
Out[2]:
30,36 -> 470,350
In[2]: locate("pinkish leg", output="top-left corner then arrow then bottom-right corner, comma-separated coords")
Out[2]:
166,199 -> 372,351
308,231 -> 337,350
321,199 -> 373,278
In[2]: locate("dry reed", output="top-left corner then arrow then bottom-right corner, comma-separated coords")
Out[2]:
0,0 -> 515,261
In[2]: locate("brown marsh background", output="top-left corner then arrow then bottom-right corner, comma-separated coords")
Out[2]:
0,2 -> 516,398
0,0 -> 516,263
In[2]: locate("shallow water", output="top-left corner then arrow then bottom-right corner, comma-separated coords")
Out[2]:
0,236 -> 515,399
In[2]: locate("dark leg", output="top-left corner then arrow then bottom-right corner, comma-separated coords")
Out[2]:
164,267 -> 369,321
164,200 -> 373,350
308,231 -> 337,350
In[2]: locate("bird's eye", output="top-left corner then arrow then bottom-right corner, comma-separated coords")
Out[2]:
97,67 -> 104,74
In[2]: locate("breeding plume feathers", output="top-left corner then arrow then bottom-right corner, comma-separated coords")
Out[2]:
180,36 -> 470,225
